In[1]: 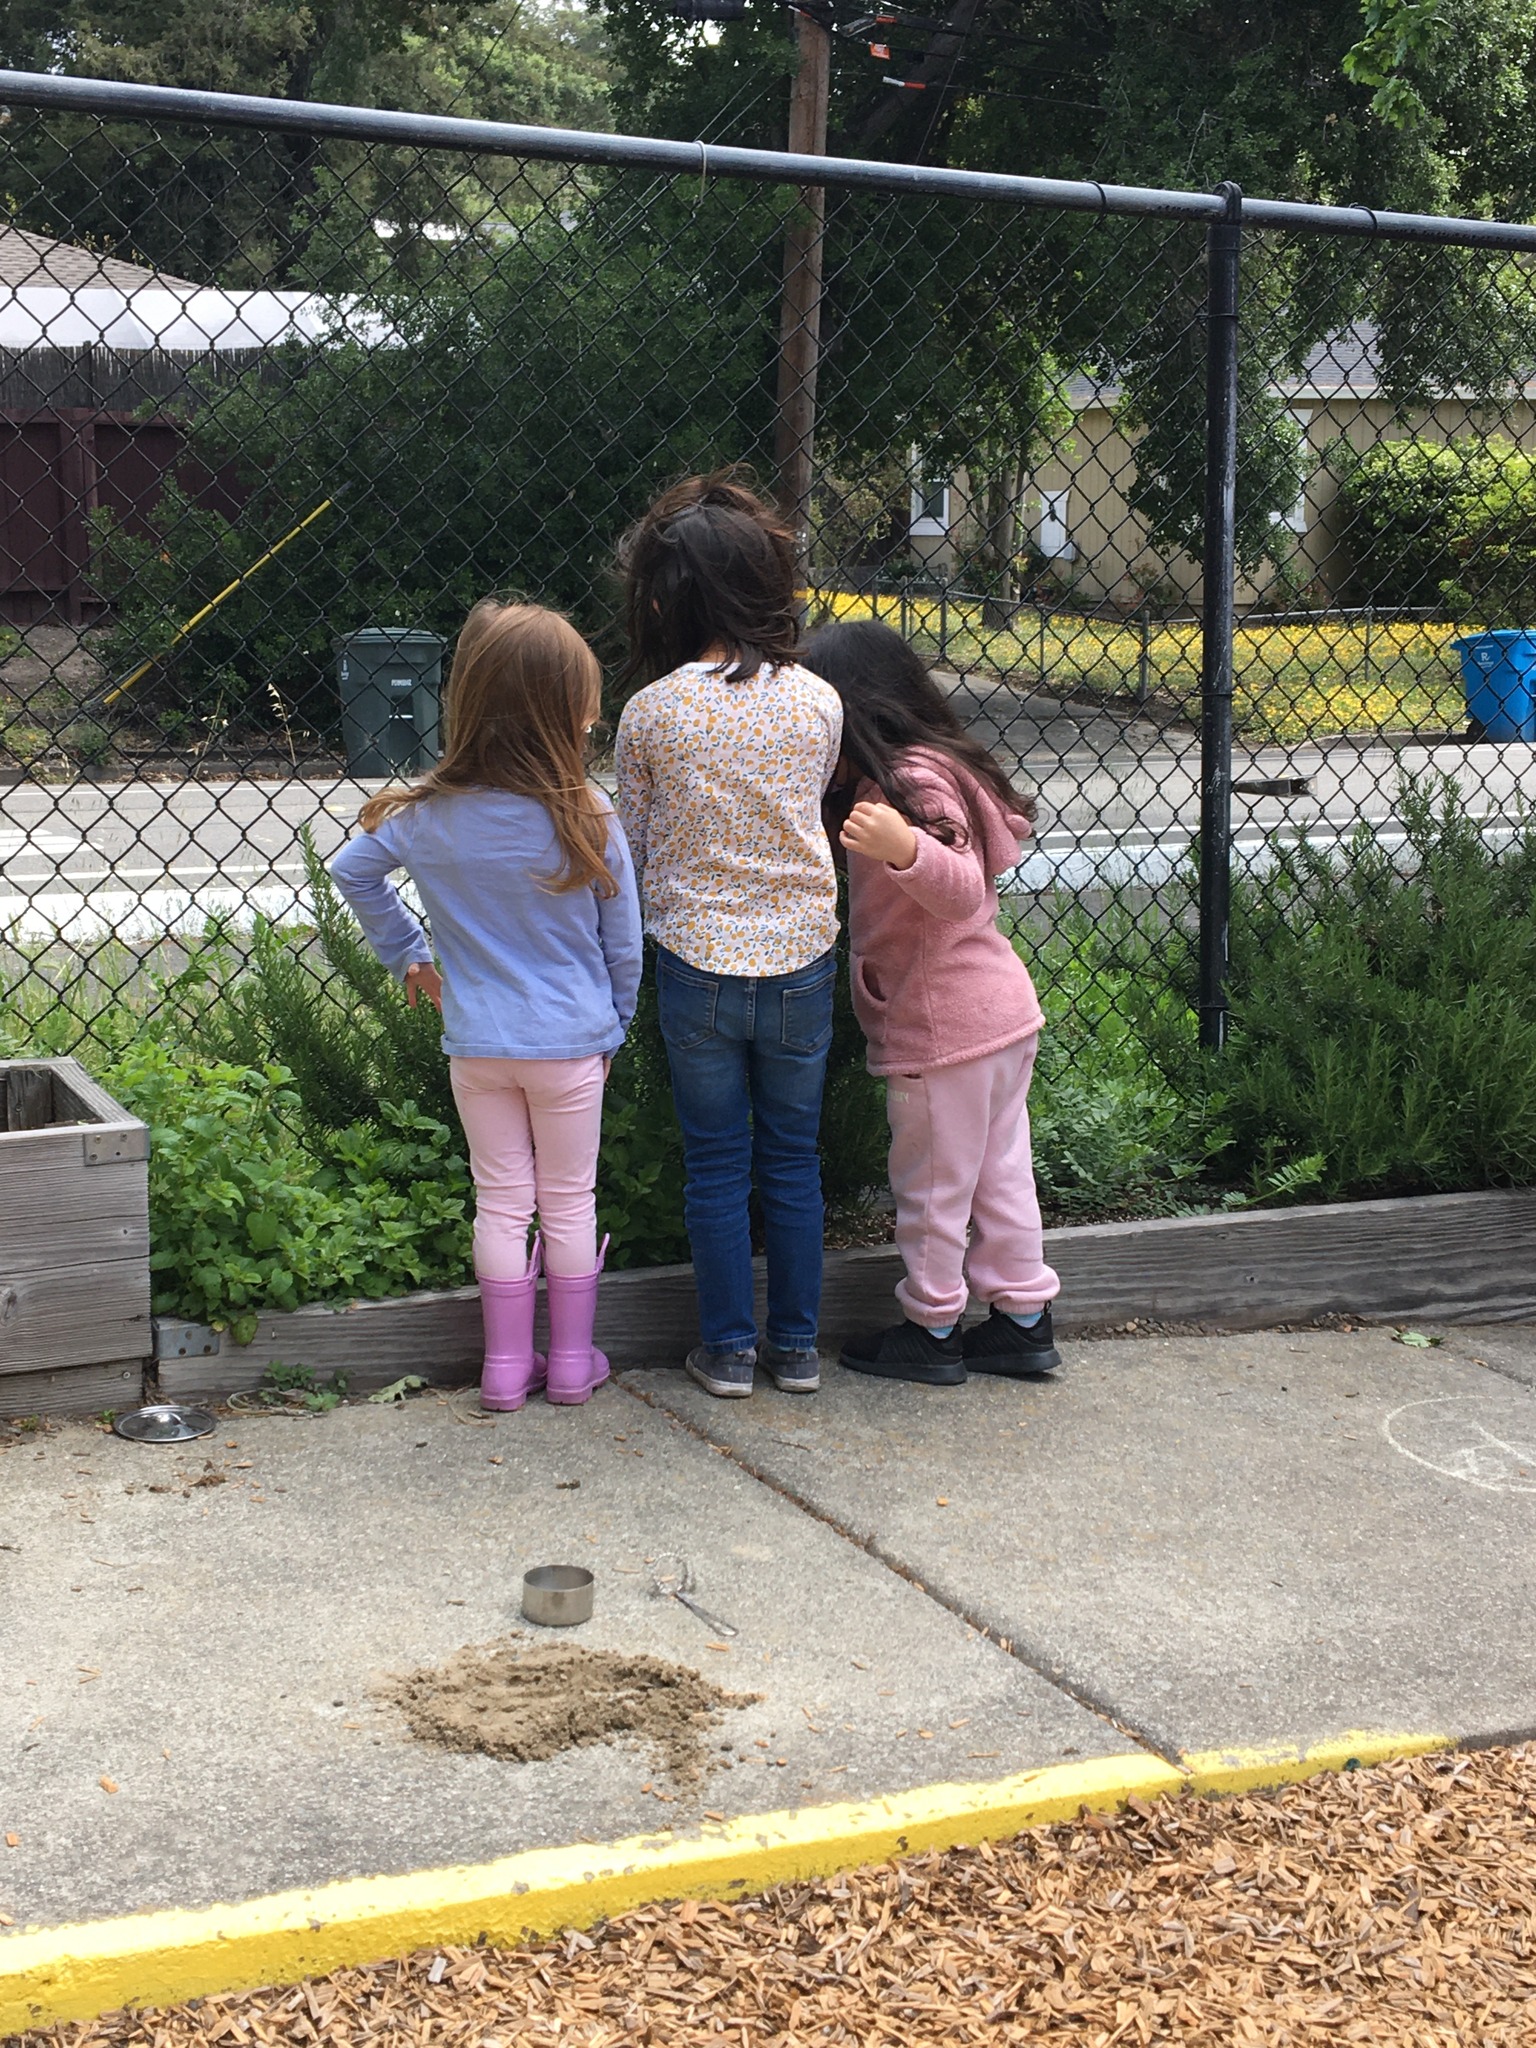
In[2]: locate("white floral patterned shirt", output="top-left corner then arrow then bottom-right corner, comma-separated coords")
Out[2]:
615,659 -> 843,976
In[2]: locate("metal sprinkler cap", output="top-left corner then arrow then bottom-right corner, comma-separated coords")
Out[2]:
113,1403 -> 218,1444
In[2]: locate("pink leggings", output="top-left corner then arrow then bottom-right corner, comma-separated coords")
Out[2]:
449,1055 -> 606,1280
886,1035 -> 1060,1329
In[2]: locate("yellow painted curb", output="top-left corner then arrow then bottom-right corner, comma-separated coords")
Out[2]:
2,1752 -> 1177,2032
1181,1728 -> 1452,1798
0,1733 -> 1446,2034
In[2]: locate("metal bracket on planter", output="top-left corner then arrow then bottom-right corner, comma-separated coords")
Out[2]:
82,1126 -> 150,1166
1232,776 -> 1312,798
152,1320 -> 223,1361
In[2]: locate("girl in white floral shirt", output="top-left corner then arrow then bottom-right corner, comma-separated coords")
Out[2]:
616,474 -> 842,1399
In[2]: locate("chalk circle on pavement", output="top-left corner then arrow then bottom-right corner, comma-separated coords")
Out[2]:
1384,1392 -> 1536,1493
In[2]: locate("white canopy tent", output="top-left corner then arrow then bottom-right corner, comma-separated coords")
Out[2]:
0,285 -> 341,353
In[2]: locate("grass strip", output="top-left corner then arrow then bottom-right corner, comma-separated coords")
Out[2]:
812,588 -> 1468,742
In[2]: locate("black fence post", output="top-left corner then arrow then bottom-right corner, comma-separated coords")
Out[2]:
1198,181 -> 1242,1051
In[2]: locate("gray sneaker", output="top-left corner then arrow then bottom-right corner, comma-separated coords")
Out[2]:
760,1340 -> 821,1393
684,1345 -> 756,1398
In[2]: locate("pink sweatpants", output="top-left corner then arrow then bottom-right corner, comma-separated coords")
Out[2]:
885,1034 -> 1060,1329
449,1056 -> 606,1281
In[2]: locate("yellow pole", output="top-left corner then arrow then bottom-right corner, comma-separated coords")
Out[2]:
101,495 -> 337,709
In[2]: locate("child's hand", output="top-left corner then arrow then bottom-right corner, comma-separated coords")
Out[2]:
405,962 -> 444,1013
841,800 -> 919,871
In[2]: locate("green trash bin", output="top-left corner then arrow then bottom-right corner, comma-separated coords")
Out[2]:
337,628 -> 444,777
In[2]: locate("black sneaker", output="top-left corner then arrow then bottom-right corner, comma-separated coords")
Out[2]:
839,1320 -> 966,1386
963,1305 -> 1062,1377
759,1340 -> 821,1393
684,1345 -> 756,1398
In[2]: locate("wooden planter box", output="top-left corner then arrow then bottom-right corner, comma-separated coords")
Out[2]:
0,1057 -> 151,1418
153,1186 -> 1536,1404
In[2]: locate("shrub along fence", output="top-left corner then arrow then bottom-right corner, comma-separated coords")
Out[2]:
1,74 -> 1535,1333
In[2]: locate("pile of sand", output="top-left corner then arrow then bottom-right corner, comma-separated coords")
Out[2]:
383,1637 -> 759,1780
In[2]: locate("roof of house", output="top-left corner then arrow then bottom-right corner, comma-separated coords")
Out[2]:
0,224 -> 200,294
1068,320 -> 1536,408
1296,322 -> 1379,396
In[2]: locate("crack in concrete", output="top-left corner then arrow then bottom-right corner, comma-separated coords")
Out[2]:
614,1372 -> 1180,1768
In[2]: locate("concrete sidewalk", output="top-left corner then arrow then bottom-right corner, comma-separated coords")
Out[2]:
4,1317 -> 1536,1937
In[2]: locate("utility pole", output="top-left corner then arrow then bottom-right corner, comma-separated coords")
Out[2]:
774,5 -> 830,578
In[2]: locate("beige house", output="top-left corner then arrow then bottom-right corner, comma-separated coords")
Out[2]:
904,325 -> 1536,609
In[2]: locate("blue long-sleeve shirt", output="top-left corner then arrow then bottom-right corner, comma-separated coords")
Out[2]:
328,789 -> 643,1060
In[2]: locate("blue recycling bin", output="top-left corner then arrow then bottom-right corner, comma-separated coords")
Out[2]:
1453,630 -> 1536,741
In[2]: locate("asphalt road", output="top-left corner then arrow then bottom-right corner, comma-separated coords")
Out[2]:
1,693 -> 1531,942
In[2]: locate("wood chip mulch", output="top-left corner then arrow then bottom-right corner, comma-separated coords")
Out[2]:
15,1745 -> 1536,2047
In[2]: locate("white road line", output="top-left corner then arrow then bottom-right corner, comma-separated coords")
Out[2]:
0,862 -> 310,883
0,830 -> 80,856
1,815 -> 1522,940
0,884 -> 311,942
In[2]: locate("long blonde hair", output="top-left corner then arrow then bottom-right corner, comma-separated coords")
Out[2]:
358,601 -> 616,897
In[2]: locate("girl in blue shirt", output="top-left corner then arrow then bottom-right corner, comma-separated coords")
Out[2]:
331,601 -> 643,1412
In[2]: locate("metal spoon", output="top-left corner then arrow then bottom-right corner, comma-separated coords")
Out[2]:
648,1556 -> 739,1638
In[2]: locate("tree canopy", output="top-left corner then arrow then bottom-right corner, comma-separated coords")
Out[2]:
602,0 -> 1536,220
12,0 -> 1536,604
0,1 -> 612,280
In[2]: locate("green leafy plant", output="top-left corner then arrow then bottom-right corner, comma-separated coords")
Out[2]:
1017,905 -> 1226,1220
1233,1148 -> 1329,1207
62,715 -> 113,768
1165,777 -> 1536,1199
102,1041 -> 473,1335
258,1362 -> 350,1411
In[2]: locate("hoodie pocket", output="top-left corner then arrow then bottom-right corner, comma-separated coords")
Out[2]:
853,955 -> 887,1008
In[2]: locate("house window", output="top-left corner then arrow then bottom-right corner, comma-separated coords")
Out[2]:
909,477 -> 950,536
1274,407 -> 1311,534
1038,487 -> 1076,561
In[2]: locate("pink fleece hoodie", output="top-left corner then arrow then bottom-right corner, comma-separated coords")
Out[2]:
845,748 -> 1043,1076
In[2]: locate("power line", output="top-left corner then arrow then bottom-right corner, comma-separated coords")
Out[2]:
913,3 -> 979,161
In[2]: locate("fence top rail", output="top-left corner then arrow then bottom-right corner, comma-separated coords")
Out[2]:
4,69 -> 1536,250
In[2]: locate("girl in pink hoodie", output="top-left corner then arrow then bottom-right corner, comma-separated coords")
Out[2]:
805,619 -> 1060,1386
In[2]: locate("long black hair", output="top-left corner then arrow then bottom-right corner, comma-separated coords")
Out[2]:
804,617 -> 1036,850
619,471 -> 802,687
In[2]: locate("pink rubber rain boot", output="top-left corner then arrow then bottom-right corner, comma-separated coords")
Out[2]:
477,1235 -> 546,1412
543,1235 -> 610,1406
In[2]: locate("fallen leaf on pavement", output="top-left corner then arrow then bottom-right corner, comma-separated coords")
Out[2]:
369,1376 -> 427,1404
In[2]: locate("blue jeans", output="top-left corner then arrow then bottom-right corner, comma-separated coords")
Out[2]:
656,944 -> 835,1354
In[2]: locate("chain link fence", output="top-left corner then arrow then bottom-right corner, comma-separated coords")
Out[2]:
3,71 -> 1535,1246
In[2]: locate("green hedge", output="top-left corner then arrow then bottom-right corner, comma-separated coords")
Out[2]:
1336,434 -> 1536,622
1171,778 -> 1536,1198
